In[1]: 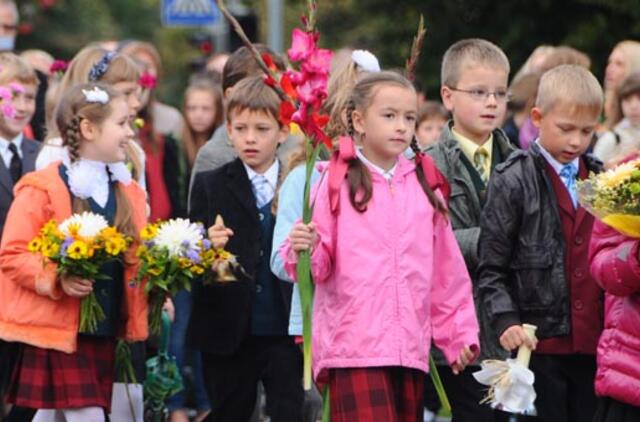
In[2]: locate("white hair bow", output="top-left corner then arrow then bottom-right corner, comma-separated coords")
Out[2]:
82,87 -> 109,104
351,50 -> 381,73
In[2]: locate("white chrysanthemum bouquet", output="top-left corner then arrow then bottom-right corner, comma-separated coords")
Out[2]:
134,218 -> 240,334
28,212 -> 130,333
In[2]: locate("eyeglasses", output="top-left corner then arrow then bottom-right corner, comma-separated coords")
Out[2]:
449,87 -> 509,102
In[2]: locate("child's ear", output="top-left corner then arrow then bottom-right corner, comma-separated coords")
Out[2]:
440,86 -> 454,111
79,118 -> 96,142
352,109 -> 366,136
278,123 -> 290,145
531,107 -> 543,128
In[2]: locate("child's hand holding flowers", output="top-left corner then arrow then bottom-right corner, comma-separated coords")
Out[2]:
60,275 -> 93,298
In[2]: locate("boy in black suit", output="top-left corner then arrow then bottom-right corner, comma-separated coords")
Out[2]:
189,75 -> 303,422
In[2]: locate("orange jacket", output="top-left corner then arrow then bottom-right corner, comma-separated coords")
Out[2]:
0,162 -> 149,353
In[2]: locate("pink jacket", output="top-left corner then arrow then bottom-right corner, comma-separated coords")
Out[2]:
589,221 -> 640,406
281,155 -> 480,381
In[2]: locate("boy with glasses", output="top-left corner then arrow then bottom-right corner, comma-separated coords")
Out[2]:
426,38 -> 514,422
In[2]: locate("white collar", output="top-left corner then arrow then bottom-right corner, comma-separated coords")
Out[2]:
62,153 -> 132,207
536,139 -> 579,176
356,148 -> 397,181
243,160 -> 279,188
0,133 -> 23,153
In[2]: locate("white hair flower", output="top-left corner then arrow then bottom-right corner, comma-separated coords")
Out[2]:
82,87 -> 109,104
351,50 -> 381,73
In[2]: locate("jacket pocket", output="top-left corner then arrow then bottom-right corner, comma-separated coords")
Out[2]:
509,243 -> 554,308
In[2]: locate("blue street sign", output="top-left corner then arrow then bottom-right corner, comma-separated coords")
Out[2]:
162,0 -> 220,26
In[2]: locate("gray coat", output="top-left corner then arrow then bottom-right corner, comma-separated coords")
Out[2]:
426,121 -> 515,361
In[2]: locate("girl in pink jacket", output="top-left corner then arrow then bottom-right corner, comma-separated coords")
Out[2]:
590,220 -> 640,421
284,71 -> 480,422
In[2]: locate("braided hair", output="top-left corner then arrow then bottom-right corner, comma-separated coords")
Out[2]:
54,83 -> 138,238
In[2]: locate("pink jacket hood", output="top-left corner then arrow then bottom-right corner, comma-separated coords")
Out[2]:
282,154 -> 479,381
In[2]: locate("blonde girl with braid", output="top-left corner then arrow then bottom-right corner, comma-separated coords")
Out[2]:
0,83 -> 148,422
37,45 -> 146,189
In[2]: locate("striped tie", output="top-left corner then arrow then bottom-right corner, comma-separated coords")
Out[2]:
473,148 -> 489,184
252,175 -> 272,208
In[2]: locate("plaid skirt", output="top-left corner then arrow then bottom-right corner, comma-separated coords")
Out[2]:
328,366 -> 424,422
6,336 -> 116,411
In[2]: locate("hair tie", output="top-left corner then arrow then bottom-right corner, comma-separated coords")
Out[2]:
414,151 -> 451,202
88,51 -> 116,82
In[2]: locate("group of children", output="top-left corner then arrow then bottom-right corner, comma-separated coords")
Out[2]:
0,18 -> 638,422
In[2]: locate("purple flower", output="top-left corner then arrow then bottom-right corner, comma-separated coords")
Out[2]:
187,250 -> 201,264
202,239 -> 212,249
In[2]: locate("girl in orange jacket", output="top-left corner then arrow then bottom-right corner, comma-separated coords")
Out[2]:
0,83 -> 148,421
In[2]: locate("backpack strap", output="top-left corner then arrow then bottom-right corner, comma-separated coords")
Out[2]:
327,136 -> 450,214
415,151 -> 451,202
328,136 -> 356,213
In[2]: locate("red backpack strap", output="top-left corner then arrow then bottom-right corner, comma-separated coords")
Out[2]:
328,136 -> 357,213
414,151 -> 450,202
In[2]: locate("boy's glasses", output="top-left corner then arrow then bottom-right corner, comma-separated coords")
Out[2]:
449,87 -> 509,103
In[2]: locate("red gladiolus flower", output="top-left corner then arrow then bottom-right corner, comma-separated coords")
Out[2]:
279,101 -> 296,126
262,53 -> 277,72
263,74 -> 277,87
288,28 -> 316,62
280,73 -> 298,100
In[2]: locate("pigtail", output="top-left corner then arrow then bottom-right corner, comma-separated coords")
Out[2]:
65,115 -> 83,163
345,99 -> 372,212
410,137 -> 448,218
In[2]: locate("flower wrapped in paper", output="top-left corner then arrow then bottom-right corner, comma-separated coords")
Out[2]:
28,211 -> 131,333
134,217 -> 242,334
473,324 -> 537,415
577,158 -> 640,238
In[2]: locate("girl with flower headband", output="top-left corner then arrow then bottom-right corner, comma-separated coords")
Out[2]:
0,83 -> 148,421
282,71 -> 480,421
37,45 -> 147,189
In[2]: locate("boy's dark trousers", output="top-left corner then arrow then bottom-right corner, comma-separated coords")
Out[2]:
529,353 -> 597,422
202,335 -> 303,422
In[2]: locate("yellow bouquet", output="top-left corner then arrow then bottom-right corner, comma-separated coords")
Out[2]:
134,218 -> 241,334
577,158 -> 640,237
28,212 -> 131,333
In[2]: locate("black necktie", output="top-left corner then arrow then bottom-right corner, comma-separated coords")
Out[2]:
8,143 -> 22,184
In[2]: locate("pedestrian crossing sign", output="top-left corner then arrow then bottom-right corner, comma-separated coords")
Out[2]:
162,0 -> 220,26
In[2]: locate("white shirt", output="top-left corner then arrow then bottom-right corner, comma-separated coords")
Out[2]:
243,160 -> 279,204
356,148 -> 397,181
0,133 -> 23,170
536,139 -> 579,176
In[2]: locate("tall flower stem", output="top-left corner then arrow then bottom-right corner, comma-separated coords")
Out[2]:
298,140 -> 322,390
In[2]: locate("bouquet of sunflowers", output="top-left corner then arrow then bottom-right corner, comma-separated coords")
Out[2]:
134,217 -> 240,334
577,157 -> 640,237
28,212 -> 131,333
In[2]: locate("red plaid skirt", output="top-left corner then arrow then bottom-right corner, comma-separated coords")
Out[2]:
6,336 -> 116,410
328,366 -> 424,422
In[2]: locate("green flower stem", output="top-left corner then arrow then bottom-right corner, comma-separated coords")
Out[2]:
79,291 -> 105,333
298,140 -> 322,391
429,355 -> 452,413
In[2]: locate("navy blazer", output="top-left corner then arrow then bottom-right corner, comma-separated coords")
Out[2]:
187,158 -> 293,355
0,137 -> 40,240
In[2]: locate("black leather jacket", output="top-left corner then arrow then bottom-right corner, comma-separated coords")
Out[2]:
477,143 -> 602,338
